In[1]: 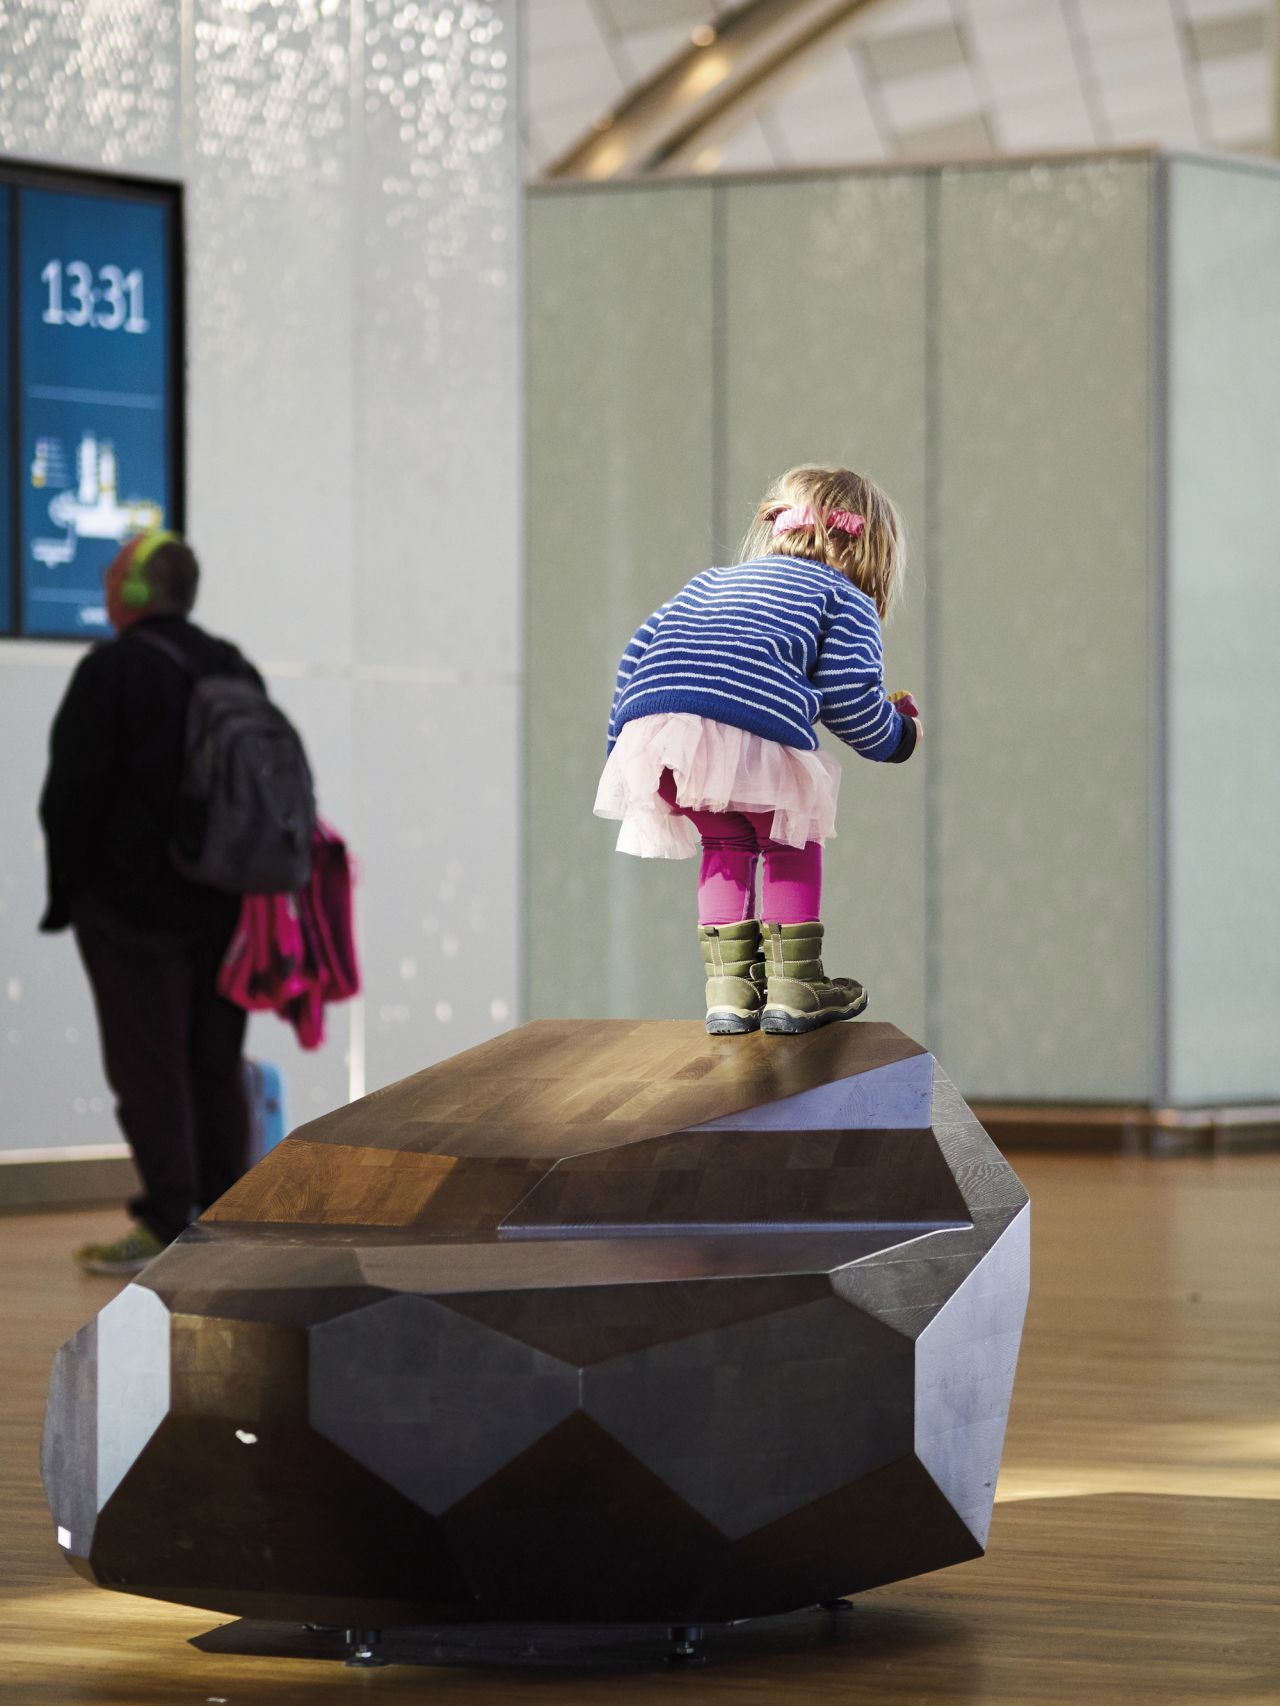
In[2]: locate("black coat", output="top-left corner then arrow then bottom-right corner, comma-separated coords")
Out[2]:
39,614 -> 265,935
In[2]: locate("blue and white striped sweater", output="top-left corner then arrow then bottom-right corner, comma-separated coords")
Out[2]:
607,554 -> 908,761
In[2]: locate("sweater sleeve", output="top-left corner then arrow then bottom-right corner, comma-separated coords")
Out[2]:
38,648 -> 117,929
812,592 -> 908,762
606,597 -> 672,752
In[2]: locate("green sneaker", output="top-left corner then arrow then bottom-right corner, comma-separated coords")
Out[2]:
699,920 -> 766,1036
74,1225 -> 166,1277
761,921 -> 868,1035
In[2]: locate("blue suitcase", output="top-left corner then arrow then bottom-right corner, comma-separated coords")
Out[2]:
242,1060 -> 287,1165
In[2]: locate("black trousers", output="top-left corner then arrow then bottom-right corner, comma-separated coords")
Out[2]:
73,894 -> 249,1245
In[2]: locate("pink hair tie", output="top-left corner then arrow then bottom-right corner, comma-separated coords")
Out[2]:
772,505 -> 865,538
826,508 -> 865,537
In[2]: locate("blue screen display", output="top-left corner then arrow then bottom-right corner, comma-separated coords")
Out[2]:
17,186 -> 174,639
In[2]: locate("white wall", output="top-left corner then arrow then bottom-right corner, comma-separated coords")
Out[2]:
0,0 -> 521,1154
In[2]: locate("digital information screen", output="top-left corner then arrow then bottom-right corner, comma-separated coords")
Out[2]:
1,167 -> 182,640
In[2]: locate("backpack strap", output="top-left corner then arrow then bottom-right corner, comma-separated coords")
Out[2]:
130,626 -> 202,679
131,626 -> 258,687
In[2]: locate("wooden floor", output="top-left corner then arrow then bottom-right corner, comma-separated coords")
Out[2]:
2,1153 -> 1278,1704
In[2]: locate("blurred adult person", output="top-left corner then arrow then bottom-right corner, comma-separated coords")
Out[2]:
39,532 -> 265,1276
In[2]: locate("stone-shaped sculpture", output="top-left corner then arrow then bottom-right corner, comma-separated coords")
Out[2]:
43,1020 -> 1029,1629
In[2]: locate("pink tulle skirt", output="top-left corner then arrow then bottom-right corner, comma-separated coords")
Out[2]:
594,713 -> 841,859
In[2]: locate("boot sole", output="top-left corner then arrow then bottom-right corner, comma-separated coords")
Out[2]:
760,990 -> 869,1035
75,1256 -> 154,1276
705,1010 -> 762,1036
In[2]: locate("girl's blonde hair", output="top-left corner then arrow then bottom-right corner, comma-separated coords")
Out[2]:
739,464 -> 905,619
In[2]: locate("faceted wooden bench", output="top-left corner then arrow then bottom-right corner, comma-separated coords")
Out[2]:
44,1020 -> 1029,1632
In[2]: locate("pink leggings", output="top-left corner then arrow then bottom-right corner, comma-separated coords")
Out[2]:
659,770 -> 822,927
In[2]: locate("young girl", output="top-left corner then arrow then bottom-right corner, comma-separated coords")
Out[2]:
594,464 -> 920,1037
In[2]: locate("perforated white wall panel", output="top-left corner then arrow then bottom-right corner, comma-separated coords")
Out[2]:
0,0 -> 521,1155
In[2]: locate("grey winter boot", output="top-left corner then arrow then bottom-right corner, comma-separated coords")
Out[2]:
699,920 -> 766,1036
761,921 -> 868,1035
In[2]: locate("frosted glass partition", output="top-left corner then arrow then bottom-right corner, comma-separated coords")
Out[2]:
0,1 -> 521,1159
1167,160 -> 1280,1102
527,188 -> 715,1022
720,176 -> 929,1044
527,151 -> 1280,1111
932,160 -> 1154,1099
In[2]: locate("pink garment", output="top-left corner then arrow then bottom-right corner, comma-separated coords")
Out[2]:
218,820 -> 360,1050
658,770 -> 821,926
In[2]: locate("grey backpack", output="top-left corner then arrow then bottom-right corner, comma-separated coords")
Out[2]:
134,629 -> 316,895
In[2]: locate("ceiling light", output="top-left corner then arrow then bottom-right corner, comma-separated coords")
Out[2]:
681,50 -> 728,97
585,139 -> 626,179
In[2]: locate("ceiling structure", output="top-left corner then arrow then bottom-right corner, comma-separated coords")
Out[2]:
526,0 -> 1274,179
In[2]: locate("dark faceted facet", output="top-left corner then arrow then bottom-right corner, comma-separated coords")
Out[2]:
43,1019 -> 1029,1627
